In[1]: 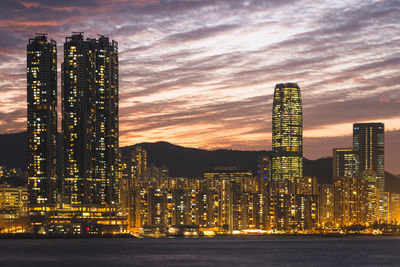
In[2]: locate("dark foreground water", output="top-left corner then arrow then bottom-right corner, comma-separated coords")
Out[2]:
0,236 -> 399,266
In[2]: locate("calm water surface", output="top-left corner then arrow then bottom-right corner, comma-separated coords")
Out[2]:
0,236 -> 399,266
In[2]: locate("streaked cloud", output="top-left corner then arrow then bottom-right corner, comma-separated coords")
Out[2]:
0,0 -> 399,173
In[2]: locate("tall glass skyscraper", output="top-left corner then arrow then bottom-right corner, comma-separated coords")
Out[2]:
272,83 -> 303,182
62,33 -> 119,207
353,123 -> 385,221
27,34 -> 58,208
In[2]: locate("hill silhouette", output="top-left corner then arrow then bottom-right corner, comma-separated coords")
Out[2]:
1,131 -> 399,191
0,131 -> 27,170
120,142 -> 333,184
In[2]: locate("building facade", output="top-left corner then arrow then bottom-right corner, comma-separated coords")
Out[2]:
0,184 -> 28,211
132,146 -> 147,179
27,34 -> 58,209
272,83 -> 303,182
333,176 -> 365,226
62,33 -> 119,207
360,170 -> 379,225
258,155 -> 271,181
333,148 -> 357,180
353,123 -> 386,221
318,184 -> 334,227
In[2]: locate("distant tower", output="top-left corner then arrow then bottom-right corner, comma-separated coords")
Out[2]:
353,123 -> 385,221
132,146 -> 147,179
27,34 -> 58,208
332,148 -> 357,180
258,155 -> 270,180
62,33 -> 119,206
272,83 -> 303,182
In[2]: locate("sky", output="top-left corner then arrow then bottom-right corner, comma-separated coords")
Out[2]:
0,0 -> 399,173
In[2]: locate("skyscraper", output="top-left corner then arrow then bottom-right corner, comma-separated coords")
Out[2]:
272,83 -> 303,182
62,33 -> 119,207
353,123 -> 385,221
27,34 -> 58,209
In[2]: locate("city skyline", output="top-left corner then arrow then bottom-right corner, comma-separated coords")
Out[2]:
0,0 -> 399,174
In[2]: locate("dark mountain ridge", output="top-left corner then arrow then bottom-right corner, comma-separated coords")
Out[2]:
120,142 -> 333,183
1,132 -> 399,192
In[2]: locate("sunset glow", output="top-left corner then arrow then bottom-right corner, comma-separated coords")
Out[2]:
0,0 -> 399,173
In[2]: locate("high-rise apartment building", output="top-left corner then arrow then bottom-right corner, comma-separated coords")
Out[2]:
295,177 -> 317,195
266,180 -> 318,231
272,83 -> 303,182
119,152 -> 135,230
353,123 -> 385,221
132,146 -> 147,179
333,147 -> 362,226
27,34 -> 58,209
333,176 -> 365,226
360,170 -> 379,224
318,184 -> 334,227
389,192 -> 400,223
333,148 -> 357,180
62,33 -> 119,207
204,169 -> 253,231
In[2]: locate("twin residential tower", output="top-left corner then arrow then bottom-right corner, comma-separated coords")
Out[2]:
62,33 -> 119,207
27,35 -> 58,208
27,33 -> 119,215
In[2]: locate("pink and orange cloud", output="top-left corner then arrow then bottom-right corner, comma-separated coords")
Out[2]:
0,0 -> 399,173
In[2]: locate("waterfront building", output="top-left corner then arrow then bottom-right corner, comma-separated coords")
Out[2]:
266,179 -> 318,231
62,33 -> 119,207
389,193 -> 400,223
272,83 -> 303,182
204,168 -> 253,231
353,123 -> 386,221
318,184 -> 334,227
0,184 -> 29,232
294,194 -> 318,231
359,170 -> 379,225
133,177 -> 202,231
127,171 -> 321,233
26,34 -> 58,211
130,171 -> 281,233
0,184 -> 28,211
119,153 -> 135,230
332,147 -> 362,226
333,176 -> 366,226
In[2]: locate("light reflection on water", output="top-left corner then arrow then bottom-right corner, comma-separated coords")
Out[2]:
0,236 -> 399,266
